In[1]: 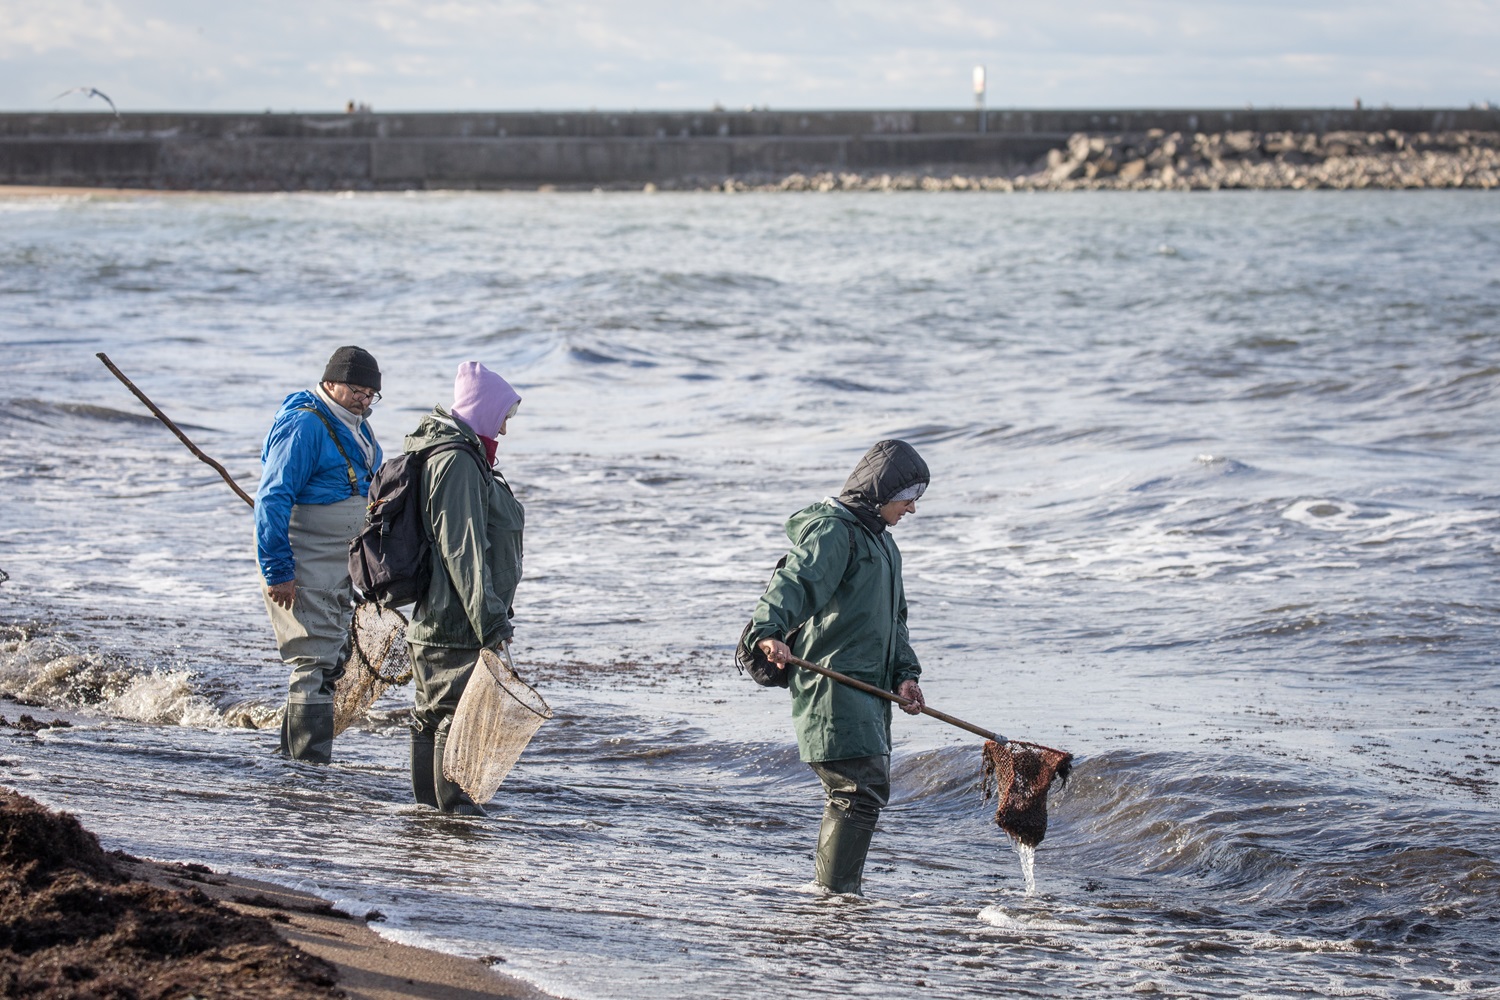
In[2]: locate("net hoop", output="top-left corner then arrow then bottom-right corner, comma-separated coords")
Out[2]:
347,603 -> 413,685
331,603 -> 412,736
442,646 -> 552,803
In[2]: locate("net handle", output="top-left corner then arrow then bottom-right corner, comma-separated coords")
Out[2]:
786,655 -> 1007,745
97,353 -> 256,508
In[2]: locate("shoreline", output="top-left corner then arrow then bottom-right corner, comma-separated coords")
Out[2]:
0,184 -> 203,197
0,787 -> 556,1000
122,856 -> 557,1000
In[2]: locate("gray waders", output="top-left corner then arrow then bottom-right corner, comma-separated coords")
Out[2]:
408,642 -> 486,816
808,755 -> 891,895
264,496 -> 364,764
279,703 -> 335,764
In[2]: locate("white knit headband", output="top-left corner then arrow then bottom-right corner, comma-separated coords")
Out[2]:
887,482 -> 926,503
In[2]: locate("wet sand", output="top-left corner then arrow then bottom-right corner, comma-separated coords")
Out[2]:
121,859 -> 556,1000
0,184 -> 189,197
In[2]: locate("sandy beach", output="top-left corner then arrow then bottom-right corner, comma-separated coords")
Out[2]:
0,185 -> 187,197
121,859 -> 557,1000
0,788 -> 553,1000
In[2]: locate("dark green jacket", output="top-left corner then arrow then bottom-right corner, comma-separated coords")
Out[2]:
746,500 -> 921,762
404,408 -> 524,649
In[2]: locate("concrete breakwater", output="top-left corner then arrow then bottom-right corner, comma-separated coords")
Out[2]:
2,107 -> 1497,191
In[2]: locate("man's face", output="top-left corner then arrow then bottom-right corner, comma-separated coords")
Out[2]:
324,381 -> 377,416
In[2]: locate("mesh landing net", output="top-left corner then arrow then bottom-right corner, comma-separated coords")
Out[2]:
981,740 -> 1074,848
443,647 -> 553,804
332,603 -> 412,736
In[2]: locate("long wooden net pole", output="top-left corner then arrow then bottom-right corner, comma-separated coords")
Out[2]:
96,352 -> 256,508
786,655 -> 1007,744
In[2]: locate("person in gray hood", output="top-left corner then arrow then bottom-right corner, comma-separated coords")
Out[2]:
743,439 -> 930,894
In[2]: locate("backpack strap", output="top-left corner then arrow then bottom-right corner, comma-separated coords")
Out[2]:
737,517 -> 861,684
297,405 -> 358,498
792,516 -> 859,576
776,516 -> 861,627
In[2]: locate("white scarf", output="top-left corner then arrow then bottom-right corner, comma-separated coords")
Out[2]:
314,384 -> 376,467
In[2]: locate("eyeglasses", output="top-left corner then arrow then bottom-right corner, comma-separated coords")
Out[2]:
347,385 -> 382,403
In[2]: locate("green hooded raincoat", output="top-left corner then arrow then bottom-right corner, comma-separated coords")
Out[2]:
403,408 -> 524,649
745,500 -> 921,762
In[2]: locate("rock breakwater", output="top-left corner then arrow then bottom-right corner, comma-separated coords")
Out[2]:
707,129 -> 1500,192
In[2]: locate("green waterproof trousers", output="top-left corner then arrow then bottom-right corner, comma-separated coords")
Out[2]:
807,754 -> 891,895
407,641 -> 486,816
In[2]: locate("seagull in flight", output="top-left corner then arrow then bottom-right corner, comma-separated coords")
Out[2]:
54,87 -> 122,120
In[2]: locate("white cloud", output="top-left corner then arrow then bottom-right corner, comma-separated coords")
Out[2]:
0,0 -> 1496,112
0,1 -> 138,55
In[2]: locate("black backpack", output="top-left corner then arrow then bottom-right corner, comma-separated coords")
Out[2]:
348,440 -> 487,608
735,519 -> 858,688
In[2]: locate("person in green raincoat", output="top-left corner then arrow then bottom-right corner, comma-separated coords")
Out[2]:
741,439 -> 930,894
403,361 -> 524,815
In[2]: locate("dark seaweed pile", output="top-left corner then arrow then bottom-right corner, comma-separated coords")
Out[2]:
980,741 -> 1074,848
0,789 -> 342,1000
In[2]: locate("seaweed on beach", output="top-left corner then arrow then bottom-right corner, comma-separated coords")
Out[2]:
981,740 -> 1074,848
0,789 -> 342,999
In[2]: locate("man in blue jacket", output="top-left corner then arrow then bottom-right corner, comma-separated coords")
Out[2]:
255,346 -> 384,763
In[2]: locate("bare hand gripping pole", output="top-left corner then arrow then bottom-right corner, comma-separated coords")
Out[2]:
96,352 -> 256,508
786,654 -> 1010,745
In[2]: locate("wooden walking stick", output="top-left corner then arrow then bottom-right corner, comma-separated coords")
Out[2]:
96,352 -> 256,508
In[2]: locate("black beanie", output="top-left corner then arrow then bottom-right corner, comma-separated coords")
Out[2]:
321,346 -> 381,391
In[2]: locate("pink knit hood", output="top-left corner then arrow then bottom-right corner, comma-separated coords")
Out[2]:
449,362 -> 521,439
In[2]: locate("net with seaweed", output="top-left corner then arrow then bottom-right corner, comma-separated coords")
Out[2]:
443,647 -> 552,804
981,740 -> 1074,848
331,603 -> 412,736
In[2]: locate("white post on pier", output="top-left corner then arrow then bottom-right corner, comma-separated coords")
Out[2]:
973,65 -> 987,133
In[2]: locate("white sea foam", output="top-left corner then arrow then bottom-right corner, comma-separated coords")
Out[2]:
0,636 -> 224,728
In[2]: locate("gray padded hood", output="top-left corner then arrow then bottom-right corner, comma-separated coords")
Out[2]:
837,439 -> 929,533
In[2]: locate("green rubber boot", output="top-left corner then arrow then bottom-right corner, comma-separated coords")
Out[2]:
432,732 -> 486,817
277,702 -> 334,764
815,814 -> 875,895
410,731 -> 439,808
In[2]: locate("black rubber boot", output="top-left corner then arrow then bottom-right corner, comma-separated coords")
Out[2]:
410,730 -> 439,808
432,732 -> 486,816
277,702 -> 334,764
815,813 -> 875,895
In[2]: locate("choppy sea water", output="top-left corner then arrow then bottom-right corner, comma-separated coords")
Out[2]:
1,189 -> 1497,999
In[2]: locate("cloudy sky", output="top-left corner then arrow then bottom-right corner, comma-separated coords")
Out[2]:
3,1 -> 1497,113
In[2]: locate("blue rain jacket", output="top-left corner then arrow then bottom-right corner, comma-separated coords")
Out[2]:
255,390 -> 382,585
